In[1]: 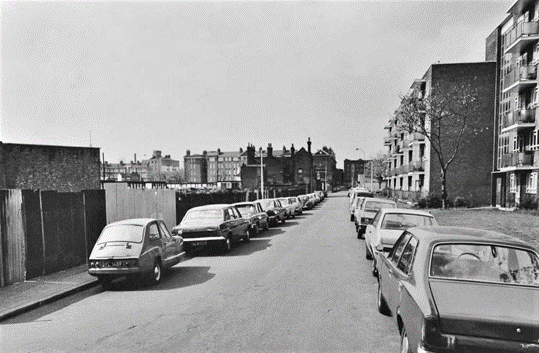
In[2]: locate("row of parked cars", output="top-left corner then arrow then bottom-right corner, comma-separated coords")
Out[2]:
347,187 -> 539,352
87,191 -> 326,286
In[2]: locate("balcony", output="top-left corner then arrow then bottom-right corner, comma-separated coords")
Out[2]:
404,132 -> 426,146
502,109 -> 536,132
500,151 -> 534,169
504,21 -> 539,54
502,65 -> 537,92
402,164 -> 413,173
412,160 -> 425,172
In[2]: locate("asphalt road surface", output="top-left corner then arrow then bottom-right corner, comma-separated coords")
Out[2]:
1,192 -> 400,352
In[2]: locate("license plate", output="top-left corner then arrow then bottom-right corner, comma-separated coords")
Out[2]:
104,261 -> 121,267
191,241 -> 207,246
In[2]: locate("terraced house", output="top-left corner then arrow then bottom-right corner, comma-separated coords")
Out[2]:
488,0 -> 539,208
384,62 -> 496,206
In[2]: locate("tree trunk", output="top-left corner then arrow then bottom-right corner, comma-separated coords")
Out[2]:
440,169 -> 448,209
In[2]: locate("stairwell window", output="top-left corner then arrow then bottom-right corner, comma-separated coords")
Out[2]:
510,173 -> 517,193
527,172 -> 537,194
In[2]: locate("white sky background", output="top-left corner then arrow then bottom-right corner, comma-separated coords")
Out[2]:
1,1 -> 511,167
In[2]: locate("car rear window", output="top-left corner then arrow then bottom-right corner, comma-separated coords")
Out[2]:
364,201 -> 396,212
430,243 -> 539,287
97,224 -> 144,244
381,213 -> 435,230
183,209 -> 223,221
236,205 -> 256,217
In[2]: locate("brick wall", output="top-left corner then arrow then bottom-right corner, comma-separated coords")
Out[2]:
0,143 -> 100,192
426,62 -> 496,205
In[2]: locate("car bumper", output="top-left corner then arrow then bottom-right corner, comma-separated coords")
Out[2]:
88,267 -> 142,276
183,236 -> 226,248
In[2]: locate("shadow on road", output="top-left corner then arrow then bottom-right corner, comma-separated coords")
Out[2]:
225,238 -> 272,257
255,228 -> 285,238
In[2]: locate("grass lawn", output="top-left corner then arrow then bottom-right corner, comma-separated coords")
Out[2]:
427,208 -> 539,251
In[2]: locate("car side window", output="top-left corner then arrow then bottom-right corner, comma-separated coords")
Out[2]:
227,208 -> 237,219
397,236 -> 418,274
372,211 -> 382,227
391,232 -> 411,264
148,223 -> 160,240
224,210 -> 231,221
158,222 -> 171,238
232,207 -> 241,218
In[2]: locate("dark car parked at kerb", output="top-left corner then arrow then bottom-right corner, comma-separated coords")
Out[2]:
258,198 -> 287,226
376,226 -> 539,353
232,201 -> 269,237
171,204 -> 250,254
88,218 -> 185,286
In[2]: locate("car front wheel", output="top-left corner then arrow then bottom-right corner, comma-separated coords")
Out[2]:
400,328 -> 410,353
365,244 -> 373,260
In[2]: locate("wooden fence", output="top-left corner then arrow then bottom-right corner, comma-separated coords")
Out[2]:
0,189 -> 106,287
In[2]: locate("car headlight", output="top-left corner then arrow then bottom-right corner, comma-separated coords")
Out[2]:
172,229 -> 183,235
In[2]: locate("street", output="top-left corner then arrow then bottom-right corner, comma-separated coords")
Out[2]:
1,192 -> 400,352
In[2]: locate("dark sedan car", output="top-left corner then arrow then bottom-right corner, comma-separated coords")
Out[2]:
376,226 -> 539,353
258,198 -> 287,226
232,201 -> 269,237
88,218 -> 185,286
171,204 -> 250,253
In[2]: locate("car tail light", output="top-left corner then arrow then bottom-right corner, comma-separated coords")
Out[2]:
421,316 -> 455,350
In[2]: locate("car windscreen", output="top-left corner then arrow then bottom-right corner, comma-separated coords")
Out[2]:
235,205 -> 256,217
364,201 -> 396,212
430,243 -> 539,287
259,200 -> 274,209
97,224 -> 144,244
381,213 -> 435,230
183,209 -> 223,222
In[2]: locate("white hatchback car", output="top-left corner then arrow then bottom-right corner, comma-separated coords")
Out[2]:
364,208 -> 437,276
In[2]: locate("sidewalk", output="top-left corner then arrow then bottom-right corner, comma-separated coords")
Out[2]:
0,264 -> 98,322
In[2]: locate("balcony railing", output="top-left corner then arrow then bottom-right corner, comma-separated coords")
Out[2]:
503,109 -> 536,128
412,160 -> 425,172
501,152 -> 534,168
503,65 -> 537,91
504,21 -> 539,53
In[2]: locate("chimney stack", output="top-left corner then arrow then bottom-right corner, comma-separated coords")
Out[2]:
186,150 -> 191,157
291,144 -> 295,157
267,143 -> 273,158
307,137 -> 312,154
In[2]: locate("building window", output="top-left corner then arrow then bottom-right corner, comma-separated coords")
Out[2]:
527,172 -> 537,194
510,173 -> 517,193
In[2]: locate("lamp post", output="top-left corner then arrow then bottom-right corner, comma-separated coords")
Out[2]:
259,147 -> 264,199
356,148 -> 374,192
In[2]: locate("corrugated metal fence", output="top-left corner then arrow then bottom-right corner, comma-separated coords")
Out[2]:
104,183 -> 177,230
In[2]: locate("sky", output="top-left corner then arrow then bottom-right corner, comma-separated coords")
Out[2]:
1,0 -> 512,168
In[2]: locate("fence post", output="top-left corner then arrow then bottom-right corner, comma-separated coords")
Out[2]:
38,190 -> 46,276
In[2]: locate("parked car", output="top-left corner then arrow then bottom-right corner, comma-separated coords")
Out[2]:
355,197 -> 397,238
308,193 -> 320,205
365,208 -> 437,277
288,196 -> 303,215
278,197 -> 296,218
376,226 -> 539,353
315,190 -> 325,201
349,190 -> 374,222
232,201 -> 269,237
258,198 -> 287,226
171,204 -> 250,253
298,194 -> 314,210
88,218 -> 185,286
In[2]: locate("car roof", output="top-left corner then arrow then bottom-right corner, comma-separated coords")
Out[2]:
363,197 -> 396,203
107,218 -> 157,227
232,202 -> 259,206
409,226 -> 535,250
188,204 -> 229,211
378,208 -> 434,217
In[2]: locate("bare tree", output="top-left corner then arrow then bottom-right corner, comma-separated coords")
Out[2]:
396,82 -> 487,208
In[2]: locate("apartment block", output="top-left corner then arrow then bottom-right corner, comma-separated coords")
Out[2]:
384,62 -> 496,205
489,0 -> 539,208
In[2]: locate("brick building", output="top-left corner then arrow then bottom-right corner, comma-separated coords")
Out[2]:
488,0 -> 539,208
143,150 -> 181,182
384,62 -> 496,205
313,147 -> 337,191
0,142 -> 101,192
343,159 -> 368,188
241,138 -> 315,192
184,150 -> 207,184
183,148 -> 247,189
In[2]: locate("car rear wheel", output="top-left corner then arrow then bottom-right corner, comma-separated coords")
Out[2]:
249,225 -> 258,238
222,237 -> 232,254
377,280 -> 391,316
263,221 -> 269,231
244,229 -> 251,242
371,259 -> 378,278
148,260 -> 162,285
357,228 -> 364,239
350,214 -> 354,222
281,217 -> 286,224
400,328 -> 410,353
365,244 -> 373,260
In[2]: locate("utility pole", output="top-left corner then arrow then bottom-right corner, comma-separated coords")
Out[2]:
370,159 -> 374,192
260,147 -> 264,199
